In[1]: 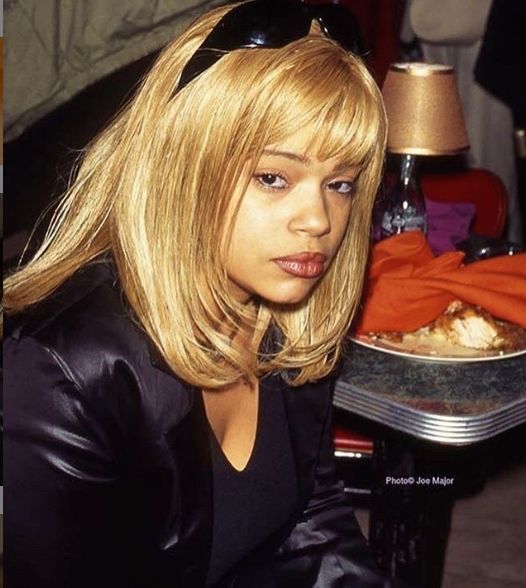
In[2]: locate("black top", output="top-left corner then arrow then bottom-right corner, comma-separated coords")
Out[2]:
206,375 -> 298,586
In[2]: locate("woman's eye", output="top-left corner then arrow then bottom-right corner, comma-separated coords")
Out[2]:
254,173 -> 289,191
328,180 -> 356,196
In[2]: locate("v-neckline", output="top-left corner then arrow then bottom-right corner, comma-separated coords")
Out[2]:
202,380 -> 260,473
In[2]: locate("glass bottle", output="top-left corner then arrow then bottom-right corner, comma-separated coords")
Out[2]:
379,154 -> 427,239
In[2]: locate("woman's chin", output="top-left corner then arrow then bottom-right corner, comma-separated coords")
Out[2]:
228,276 -> 320,307
259,284 -> 315,307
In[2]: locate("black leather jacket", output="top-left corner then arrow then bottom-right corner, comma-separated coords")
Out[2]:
3,262 -> 397,588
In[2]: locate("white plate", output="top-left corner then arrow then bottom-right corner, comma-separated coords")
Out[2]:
351,333 -> 526,363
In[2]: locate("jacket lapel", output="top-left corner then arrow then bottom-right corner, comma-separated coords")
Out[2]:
281,377 -> 332,505
163,387 -> 213,587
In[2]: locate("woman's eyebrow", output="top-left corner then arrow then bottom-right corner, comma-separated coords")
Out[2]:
261,149 -> 310,164
331,161 -> 358,174
261,149 -> 357,175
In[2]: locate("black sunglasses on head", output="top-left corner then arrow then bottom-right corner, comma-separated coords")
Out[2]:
174,0 -> 365,95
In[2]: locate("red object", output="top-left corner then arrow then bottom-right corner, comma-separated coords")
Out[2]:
333,425 -> 374,454
356,232 -> 526,334
422,169 -> 508,239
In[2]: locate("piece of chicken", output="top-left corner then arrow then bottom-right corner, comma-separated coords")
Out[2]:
431,301 -> 525,350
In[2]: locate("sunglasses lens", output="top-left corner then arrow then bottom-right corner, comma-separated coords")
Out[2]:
204,1 -> 307,50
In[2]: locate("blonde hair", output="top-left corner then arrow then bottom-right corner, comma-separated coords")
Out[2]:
4,3 -> 387,388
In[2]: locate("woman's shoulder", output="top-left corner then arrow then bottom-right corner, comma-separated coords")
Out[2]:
4,260 -> 194,425
6,260 -> 139,381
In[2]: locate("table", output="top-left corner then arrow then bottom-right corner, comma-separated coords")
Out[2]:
334,342 -> 526,588
335,343 -> 526,445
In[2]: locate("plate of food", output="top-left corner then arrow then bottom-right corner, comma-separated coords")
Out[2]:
352,301 -> 526,362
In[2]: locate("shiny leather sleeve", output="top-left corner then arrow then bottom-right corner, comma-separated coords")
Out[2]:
3,335 -> 141,588
269,393 -> 408,588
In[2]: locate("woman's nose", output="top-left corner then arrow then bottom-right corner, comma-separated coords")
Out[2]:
289,185 -> 331,237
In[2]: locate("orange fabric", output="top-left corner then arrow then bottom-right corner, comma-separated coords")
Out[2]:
356,232 -> 526,333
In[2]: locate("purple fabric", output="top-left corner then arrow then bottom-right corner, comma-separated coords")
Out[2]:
425,197 -> 476,255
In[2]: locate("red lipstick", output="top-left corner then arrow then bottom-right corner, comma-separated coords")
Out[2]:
273,252 -> 327,278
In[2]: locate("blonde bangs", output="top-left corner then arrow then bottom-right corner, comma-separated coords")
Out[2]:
215,36 -> 385,166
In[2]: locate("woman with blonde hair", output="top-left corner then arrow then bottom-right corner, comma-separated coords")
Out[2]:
3,1 -> 397,586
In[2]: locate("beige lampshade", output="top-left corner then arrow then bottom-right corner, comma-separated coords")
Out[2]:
382,63 -> 469,155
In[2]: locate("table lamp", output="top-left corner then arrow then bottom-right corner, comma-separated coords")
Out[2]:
378,63 -> 469,239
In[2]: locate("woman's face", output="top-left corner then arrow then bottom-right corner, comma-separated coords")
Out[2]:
226,128 -> 358,305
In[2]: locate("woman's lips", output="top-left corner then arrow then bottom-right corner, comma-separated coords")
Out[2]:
273,252 -> 328,279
